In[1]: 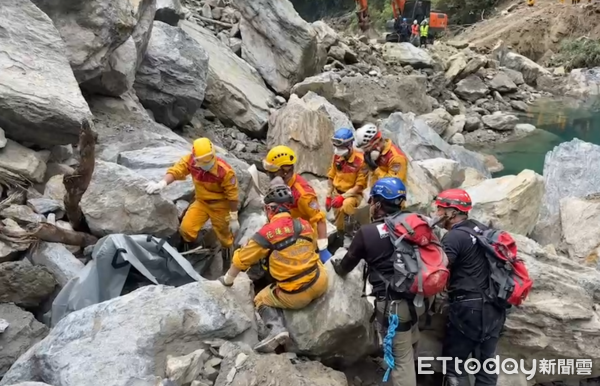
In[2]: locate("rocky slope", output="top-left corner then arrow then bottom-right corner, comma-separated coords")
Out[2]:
1,0 -> 600,385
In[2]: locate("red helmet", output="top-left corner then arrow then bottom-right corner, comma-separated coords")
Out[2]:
435,189 -> 472,212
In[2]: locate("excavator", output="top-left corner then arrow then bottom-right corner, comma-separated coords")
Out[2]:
355,0 -> 448,38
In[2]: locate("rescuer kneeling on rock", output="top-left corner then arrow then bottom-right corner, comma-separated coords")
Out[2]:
218,178 -> 329,353
145,137 -> 240,267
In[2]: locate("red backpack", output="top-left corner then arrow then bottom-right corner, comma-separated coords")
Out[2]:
456,222 -> 533,307
373,212 -> 450,303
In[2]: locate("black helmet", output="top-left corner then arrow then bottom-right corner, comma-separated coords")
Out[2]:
264,184 -> 294,205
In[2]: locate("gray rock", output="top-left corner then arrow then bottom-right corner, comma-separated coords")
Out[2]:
0,262 -> 56,307
4,383 -> 53,386
176,200 -> 190,218
0,128 -> 6,149
81,160 -> 179,238
459,55 -> 487,79
33,0 -> 156,96
166,349 -> 210,385
417,108 -> 453,136
311,20 -> 339,50
464,114 -> 482,132
455,75 -> 490,102
416,158 -> 465,190
0,239 -> 27,264
560,195 -> 600,261
156,0 -> 186,25
0,304 -> 49,378
382,42 -> 434,69
0,279 -> 256,386
444,114 -> 466,141
0,205 -> 44,225
330,74 -> 432,126
493,44 -> 551,86
489,72 -> 518,93
0,140 -> 46,184
50,145 -> 73,163
0,319 -> 8,333
234,0 -> 324,95
514,123 -> 536,137
43,175 -> 67,202
381,112 -> 491,177
229,37 -> 242,55
445,54 -> 468,82
201,3 -> 213,18
302,91 -> 354,131
449,132 -> 466,145
291,72 -> 341,100
0,0 -> 92,147
181,21 -> 274,136
482,112 -> 519,131
134,21 -> 209,129
328,43 -> 358,65
533,139 -> 600,246
26,198 -> 65,215
565,68 -> 600,98
501,67 -> 525,85
30,242 -> 84,288
444,99 -> 464,115
510,100 -> 529,112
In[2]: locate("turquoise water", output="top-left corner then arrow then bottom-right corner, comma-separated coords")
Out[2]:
478,99 -> 600,177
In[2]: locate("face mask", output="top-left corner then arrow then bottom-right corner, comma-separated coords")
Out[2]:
370,150 -> 381,162
369,202 -> 382,221
334,147 -> 349,157
199,160 -> 215,171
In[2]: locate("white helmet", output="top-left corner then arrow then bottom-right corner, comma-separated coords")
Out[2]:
355,123 -> 380,149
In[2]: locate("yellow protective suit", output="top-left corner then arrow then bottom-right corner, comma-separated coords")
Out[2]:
286,174 -> 326,233
232,213 -> 329,309
327,150 -> 369,231
370,139 -> 409,187
167,155 -> 238,247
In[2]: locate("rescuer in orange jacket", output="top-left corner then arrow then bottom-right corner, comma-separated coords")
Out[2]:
355,123 -> 409,187
218,178 -> 329,354
326,128 -> 368,239
145,138 -> 240,264
262,145 -> 331,262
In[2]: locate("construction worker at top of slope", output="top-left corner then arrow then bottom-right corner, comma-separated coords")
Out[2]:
326,128 -> 369,240
420,19 -> 429,48
218,177 -> 329,354
145,137 -> 240,264
262,145 -> 331,263
355,123 -> 409,188
411,20 -> 419,37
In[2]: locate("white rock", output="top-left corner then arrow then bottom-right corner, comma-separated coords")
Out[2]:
0,0 -> 92,146
416,159 -> 465,190
43,175 -> 67,201
311,20 -> 339,49
134,21 -> 209,129
417,108 -> 453,136
0,319 -> 8,334
81,160 -> 179,238
482,112 -> 519,131
0,205 -> 44,225
565,68 -> 600,98
0,140 -> 46,183
0,280 -> 256,386
382,42 -> 434,68
467,169 -> 544,235
449,132 -> 466,145
493,43 -> 551,86
30,242 -> 84,288
445,53 -> 468,81
560,195 -> 600,261
26,198 -> 65,215
181,21 -> 275,136
166,349 -> 210,385
301,91 -> 354,131
291,72 -> 341,100
489,72 -> 518,93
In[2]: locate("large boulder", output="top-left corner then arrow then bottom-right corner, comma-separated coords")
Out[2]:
466,169 -> 544,235
267,94 -> 335,177
0,304 -> 49,378
381,112 -> 491,177
0,0 -> 92,146
330,75 -> 432,126
0,262 -> 56,307
559,195 -> 600,261
455,75 -> 489,102
311,20 -> 340,50
134,21 -> 208,129
565,68 -> 600,98
215,342 -> 348,386
534,139 -> 600,246
29,242 -> 84,288
482,112 -> 519,131
0,279 -> 257,386
181,21 -> 275,137
488,72 -> 518,93
382,42 -> 434,69
445,53 -> 468,82
417,108 -> 453,136
406,161 -> 443,213
493,43 -> 551,86
284,249 -> 378,365
0,140 -> 46,184
32,0 -> 156,96
415,158 -> 465,190
81,160 -> 179,238
302,91 -> 354,131
232,0 -> 324,96
291,72 -> 341,100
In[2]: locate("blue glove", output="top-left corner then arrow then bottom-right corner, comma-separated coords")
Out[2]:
319,248 -> 333,264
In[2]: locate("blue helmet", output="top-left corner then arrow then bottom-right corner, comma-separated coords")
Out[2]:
403,18 -> 407,22
370,177 -> 407,201
332,128 -> 354,147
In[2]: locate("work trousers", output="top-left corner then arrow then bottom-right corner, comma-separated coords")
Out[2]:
179,199 -> 233,248
420,36 -> 428,47
377,298 -> 431,386
333,194 -> 361,232
442,297 -> 507,386
254,266 -> 329,309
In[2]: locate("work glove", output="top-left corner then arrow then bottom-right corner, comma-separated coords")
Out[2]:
331,196 -> 345,209
218,273 -> 235,287
229,211 -> 240,235
331,258 -> 346,277
145,180 -> 167,194
319,249 -> 333,264
325,197 -> 332,212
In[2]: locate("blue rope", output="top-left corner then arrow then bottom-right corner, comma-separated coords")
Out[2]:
382,312 -> 399,382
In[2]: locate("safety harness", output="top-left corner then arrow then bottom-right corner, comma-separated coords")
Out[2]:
251,219 -> 320,294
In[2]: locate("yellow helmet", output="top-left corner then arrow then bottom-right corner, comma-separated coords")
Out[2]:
263,145 -> 296,172
192,137 -> 215,165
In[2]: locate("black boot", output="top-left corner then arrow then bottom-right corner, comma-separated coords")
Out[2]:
254,306 -> 290,353
221,246 -> 232,274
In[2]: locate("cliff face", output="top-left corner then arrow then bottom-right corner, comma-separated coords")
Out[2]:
290,0 -> 355,22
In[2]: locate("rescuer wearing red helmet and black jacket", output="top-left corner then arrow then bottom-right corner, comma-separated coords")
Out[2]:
433,189 -> 507,386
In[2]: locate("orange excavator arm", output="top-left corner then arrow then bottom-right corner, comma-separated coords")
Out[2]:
391,0 -> 406,19
356,0 -> 368,11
